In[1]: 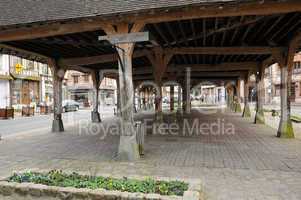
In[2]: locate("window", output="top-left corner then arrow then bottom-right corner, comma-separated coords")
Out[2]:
10,56 -> 22,68
22,59 -> 34,70
83,74 -> 89,82
73,76 -> 79,84
294,61 -> 301,69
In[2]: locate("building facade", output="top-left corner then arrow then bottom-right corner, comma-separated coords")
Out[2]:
0,54 -> 53,109
0,54 -> 11,108
65,70 -> 116,107
264,52 -> 301,104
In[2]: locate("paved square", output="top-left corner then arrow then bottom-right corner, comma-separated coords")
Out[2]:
1,109 -> 301,199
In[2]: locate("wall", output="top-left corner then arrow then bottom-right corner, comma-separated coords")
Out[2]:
0,55 -> 10,108
0,81 -> 10,108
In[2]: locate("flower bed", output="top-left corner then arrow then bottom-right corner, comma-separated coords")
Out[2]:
0,170 -> 202,200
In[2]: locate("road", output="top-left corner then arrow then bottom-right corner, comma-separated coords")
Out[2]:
0,106 -> 115,138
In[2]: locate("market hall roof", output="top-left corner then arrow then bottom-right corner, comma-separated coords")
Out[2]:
0,0 -> 300,81
0,0 -> 244,27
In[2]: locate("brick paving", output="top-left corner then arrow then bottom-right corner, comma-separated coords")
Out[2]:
0,108 -> 301,199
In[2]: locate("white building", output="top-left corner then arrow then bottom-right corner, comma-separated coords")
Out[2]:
0,53 -> 54,109
39,63 -> 53,105
0,54 -> 11,108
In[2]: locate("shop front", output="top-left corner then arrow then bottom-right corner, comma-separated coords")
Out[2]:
11,79 -> 40,110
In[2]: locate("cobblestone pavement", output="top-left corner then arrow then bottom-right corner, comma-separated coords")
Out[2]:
0,108 -> 301,199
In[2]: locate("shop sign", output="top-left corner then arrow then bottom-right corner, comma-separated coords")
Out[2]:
15,63 -> 23,73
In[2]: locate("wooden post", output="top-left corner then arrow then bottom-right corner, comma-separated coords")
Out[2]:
147,48 -> 173,121
155,83 -> 163,121
170,85 -> 174,111
142,88 -> 147,110
177,85 -> 182,112
242,73 -> 251,117
277,61 -> 294,138
182,82 -> 187,112
133,88 -> 137,113
138,90 -> 142,111
49,60 -> 65,132
116,77 -> 121,116
183,67 -> 191,113
255,64 -> 265,124
277,31 -> 301,138
91,70 -> 101,123
102,22 -> 145,161
235,78 -> 242,112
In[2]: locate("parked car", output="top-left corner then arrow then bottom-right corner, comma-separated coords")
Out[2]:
62,100 -> 80,112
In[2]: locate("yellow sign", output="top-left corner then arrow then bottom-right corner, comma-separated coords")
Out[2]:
15,63 -> 23,73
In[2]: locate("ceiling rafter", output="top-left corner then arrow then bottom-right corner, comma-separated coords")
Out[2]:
270,13 -> 300,42
166,16 -> 265,46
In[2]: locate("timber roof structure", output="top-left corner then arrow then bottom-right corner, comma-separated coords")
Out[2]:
0,0 -> 300,82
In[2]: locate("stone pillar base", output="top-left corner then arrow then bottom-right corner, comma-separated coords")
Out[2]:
116,135 -> 140,161
242,105 -> 251,118
91,111 -> 101,123
52,118 -> 64,132
235,103 -> 242,113
277,119 -> 294,138
230,101 -> 235,111
255,109 -> 265,124
155,111 -> 163,123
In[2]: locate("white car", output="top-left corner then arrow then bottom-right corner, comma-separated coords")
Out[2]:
62,100 -> 80,112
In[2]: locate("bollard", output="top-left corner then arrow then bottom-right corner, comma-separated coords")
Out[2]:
135,121 -> 145,156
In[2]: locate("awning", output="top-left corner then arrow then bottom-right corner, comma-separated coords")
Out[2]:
0,74 -> 13,80
10,73 -> 40,81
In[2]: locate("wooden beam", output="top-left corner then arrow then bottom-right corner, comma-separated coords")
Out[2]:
173,63 -> 257,72
134,1 -> 301,24
0,1 -> 299,43
169,16 -> 265,46
0,43 -> 50,61
133,62 -> 256,75
0,20 -> 110,42
166,47 -> 284,55
59,49 -> 150,66
170,71 -> 244,77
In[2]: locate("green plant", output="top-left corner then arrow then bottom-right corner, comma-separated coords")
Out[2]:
291,115 -> 301,123
8,170 -> 188,196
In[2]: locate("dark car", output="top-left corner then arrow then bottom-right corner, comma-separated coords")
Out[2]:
62,100 -> 80,112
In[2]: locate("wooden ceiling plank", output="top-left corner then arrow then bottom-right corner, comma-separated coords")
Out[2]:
270,13 -> 299,42
177,21 -> 190,64
230,16 -> 244,45
165,46 -> 283,55
262,15 -> 285,39
278,18 -> 301,41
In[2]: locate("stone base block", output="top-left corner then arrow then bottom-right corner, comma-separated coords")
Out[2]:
116,135 -> 140,161
52,118 -> 64,132
242,105 -> 251,118
235,103 -> 242,113
277,119 -> 294,138
255,109 -> 265,124
91,111 -> 101,123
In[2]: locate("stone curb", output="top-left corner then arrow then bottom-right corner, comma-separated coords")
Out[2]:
0,170 -> 203,200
